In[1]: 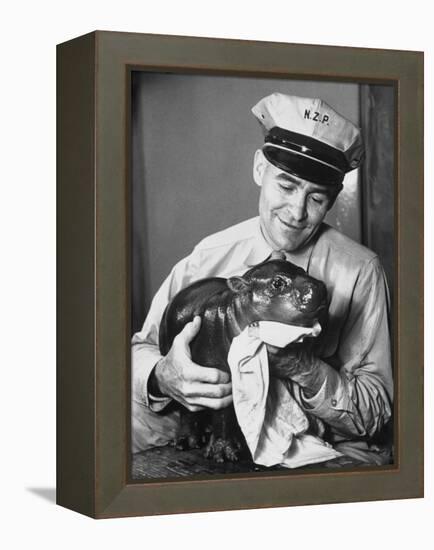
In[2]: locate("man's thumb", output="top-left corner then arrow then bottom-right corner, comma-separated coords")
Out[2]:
179,315 -> 201,346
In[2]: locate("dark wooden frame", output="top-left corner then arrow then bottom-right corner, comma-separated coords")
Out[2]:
57,31 -> 424,519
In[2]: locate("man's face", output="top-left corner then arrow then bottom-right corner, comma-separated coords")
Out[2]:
253,150 -> 339,253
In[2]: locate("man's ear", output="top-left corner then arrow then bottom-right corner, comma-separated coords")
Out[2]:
253,149 -> 266,187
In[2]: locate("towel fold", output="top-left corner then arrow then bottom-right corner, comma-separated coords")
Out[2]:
227,324 -> 342,468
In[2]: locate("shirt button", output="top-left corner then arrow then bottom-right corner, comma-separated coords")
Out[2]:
331,399 -> 337,407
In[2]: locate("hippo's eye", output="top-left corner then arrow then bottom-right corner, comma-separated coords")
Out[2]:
271,276 -> 287,290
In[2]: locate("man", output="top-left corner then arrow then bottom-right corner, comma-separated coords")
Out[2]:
132,93 -> 393,466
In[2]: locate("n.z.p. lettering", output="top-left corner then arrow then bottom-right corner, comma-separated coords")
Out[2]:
304,109 -> 329,124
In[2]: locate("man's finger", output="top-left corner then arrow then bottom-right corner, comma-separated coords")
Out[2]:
189,366 -> 230,384
266,343 -> 281,355
183,382 -> 232,399
189,395 -> 233,410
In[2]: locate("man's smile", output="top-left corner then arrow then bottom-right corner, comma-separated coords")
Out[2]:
277,215 -> 307,231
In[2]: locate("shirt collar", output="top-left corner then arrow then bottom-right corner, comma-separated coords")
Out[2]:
245,217 -> 317,272
245,218 -> 273,266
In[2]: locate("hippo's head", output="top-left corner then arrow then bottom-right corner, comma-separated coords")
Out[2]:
227,259 -> 328,328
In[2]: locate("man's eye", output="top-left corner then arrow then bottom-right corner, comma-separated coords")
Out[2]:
272,277 -> 286,290
310,195 -> 326,205
278,183 -> 295,192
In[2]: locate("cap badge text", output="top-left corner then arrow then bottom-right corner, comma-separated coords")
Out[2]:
304,109 -> 329,125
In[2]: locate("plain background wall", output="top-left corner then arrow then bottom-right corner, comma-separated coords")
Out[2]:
132,73 -> 363,332
2,1 -> 432,549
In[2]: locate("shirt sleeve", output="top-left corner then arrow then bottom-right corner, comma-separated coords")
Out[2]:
299,256 -> 393,440
131,251 -> 200,412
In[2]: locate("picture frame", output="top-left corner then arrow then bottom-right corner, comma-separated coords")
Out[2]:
57,30 -> 423,518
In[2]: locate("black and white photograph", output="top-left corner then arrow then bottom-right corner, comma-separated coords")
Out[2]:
4,0 -> 429,538
130,72 -> 395,480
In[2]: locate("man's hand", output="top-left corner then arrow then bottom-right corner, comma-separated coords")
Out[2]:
267,342 -> 326,397
152,316 -> 233,412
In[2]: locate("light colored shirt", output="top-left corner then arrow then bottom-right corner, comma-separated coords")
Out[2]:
132,216 -> 393,442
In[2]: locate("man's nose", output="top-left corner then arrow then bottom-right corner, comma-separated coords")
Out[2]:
287,193 -> 307,222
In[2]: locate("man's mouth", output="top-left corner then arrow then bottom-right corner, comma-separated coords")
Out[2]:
277,216 -> 307,231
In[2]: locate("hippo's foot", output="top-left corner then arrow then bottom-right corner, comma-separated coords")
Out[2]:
204,433 -> 243,463
171,409 -> 211,451
203,406 -> 247,463
173,431 -> 207,451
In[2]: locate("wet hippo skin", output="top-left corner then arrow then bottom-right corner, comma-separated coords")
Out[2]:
159,258 -> 328,463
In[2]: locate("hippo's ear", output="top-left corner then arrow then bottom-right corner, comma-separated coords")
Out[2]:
227,276 -> 250,293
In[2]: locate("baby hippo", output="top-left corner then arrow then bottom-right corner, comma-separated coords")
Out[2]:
159,257 -> 328,463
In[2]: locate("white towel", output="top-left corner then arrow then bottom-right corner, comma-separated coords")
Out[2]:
227,324 -> 342,468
